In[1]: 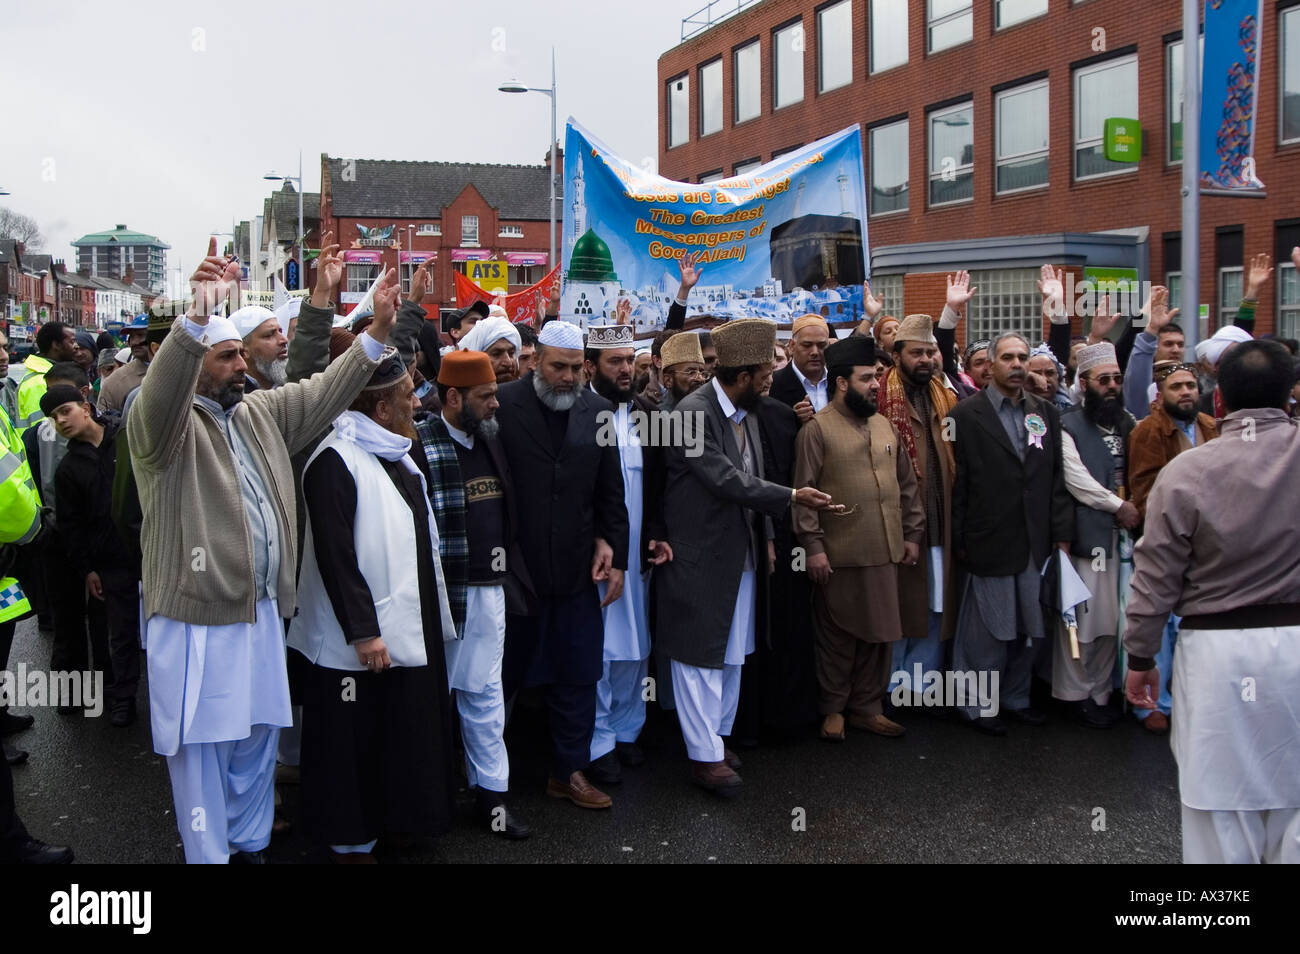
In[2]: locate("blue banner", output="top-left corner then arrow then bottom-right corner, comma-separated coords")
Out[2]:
561,120 -> 869,330
1199,0 -> 1265,191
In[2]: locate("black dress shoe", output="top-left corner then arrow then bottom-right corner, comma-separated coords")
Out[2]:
474,790 -> 531,840
1070,699 -> 1115,729
0,711 -> 34,736
1004,706 -> 1047,726
615,741 -> 645,767
587,750 -> 622,785
229,850 -> 268,864
109,698 -> 137,728
13,837 -> 73,864
4,742 -> 29,765
968,715 -> 1008,736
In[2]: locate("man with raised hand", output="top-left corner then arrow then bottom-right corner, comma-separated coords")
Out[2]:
130,238 -> 391,864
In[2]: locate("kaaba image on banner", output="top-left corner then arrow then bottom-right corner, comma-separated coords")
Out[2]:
768,214 -> 865,291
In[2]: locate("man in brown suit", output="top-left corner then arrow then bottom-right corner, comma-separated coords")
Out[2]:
1124,360 -> 1218,734
876,315 -> 959,699
794,335 -> 924,741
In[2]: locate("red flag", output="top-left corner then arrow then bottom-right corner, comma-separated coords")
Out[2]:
453,264 -> 561,327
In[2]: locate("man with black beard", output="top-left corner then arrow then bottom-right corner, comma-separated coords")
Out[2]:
413,350 -> 532,839
494,320 -> 628,810
794,335 -> 923,741
1055,343 -> 1139,727
582,324 -> 672,785
1124,360 -> 1218,734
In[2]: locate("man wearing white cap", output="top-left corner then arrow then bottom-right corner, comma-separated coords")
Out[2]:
459,316 -> 522,384
582,323 -> 672,785
1056,341 -> 1139,727
229,305 -> 290,391
495,318 -> 629,810
1195,324 -> 1253,420
129,238 -> 393,863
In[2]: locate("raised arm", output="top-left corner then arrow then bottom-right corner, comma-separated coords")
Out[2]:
285,233 -> 344,383
665,251 -> 703,331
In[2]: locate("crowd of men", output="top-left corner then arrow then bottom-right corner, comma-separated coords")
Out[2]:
1,237 -> 1297,865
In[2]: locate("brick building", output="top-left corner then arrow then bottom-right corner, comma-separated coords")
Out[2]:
317,152 -> 558,316
657,0 -> 1300,344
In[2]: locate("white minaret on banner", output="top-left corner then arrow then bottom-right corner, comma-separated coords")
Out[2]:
568,153 -> 586,261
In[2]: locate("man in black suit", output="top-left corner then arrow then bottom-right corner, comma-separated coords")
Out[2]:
945,332 -> 1073,735
494,320 -> 629,810
768,314 -> 831,424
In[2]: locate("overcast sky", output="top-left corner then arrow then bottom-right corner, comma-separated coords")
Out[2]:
2,0 -> 688,285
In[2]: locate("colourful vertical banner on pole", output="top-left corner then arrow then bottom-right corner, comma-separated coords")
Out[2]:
1199,0 -> 1266,192
560,119 -> 869,331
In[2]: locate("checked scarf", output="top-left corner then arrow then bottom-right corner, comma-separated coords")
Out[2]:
878,366 -> 956,479
415,415 -> 468,638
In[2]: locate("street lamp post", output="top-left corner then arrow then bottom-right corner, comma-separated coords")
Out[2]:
264,150 -> 306,290
499,47 -> 558,271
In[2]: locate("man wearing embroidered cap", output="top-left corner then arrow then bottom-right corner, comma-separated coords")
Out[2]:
655,319 -> 839,793
459,316 -> 521,384
1054,341 -> 1139,727
413,349 -> 533,840
494,318 -> 629,810
129,238 -> 393,863
582,323 -> 671,785
770,314 -> 831,423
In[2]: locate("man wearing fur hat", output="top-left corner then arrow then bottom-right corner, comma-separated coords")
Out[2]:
876,314 -> 960,690
656,319 -> 838,794
1055,341 -> 1139,727
794,334 -> 923,740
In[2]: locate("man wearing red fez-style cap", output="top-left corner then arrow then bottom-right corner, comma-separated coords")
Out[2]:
414,347 -> 533,840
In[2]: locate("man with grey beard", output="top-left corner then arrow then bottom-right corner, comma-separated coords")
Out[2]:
230,306 -> 290,391
494,320 -> 629,811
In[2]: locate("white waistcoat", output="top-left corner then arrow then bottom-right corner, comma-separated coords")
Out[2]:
288,429 -> 454,671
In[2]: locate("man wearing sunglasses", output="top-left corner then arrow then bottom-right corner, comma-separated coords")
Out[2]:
1055,342 -> 1140,727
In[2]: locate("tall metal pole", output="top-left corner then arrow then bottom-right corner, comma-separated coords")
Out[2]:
1180,0 -> 1201,350
297,149 -> 305,291
549,47 -> 557,271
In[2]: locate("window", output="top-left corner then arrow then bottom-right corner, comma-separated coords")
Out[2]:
461,215 -> 479,246
734,41 -> 761,123
773,20 -> 804,109
1167,36 -> 1204,163
400,263 -> 416,296
870,119 -> 909,215
417,223 -> 440,235
1166,272 -> 1182,313
996,81 -> 1049,193
1219,267 -> 1243,326
871,273 -> 903,317
871,0 -> 908,73
346,264 -> 377,294
927,0 -> 971,54
509,264 -> 540,286
818,1 -> 853,93
700,170 -> 726,183
1280,263 -> 1300,338
996,0 -> 1047,29
1283,6 -> 1300,143
667,74 -> 690,147
773,143 -> 805,159
499,225 -> 524,238
700,59 -> 723,136
734,158 -> 762,176
929,102 -> 973,206
1075,55 -> 1139,179
968,268 -> 1041,343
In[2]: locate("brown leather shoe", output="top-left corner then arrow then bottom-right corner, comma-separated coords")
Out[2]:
691,760 -> 743,797
1142,711 -> 1170,735
546,771 -> 612,809
820,713 -> 846,741
723,747 -> 742,770
849,713 -> 906,737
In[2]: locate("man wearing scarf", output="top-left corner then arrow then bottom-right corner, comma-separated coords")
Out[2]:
1055,342 -> 1139,728
794,335 -> 923,741
459,316 -> 522,384
876,315 -> 959,692
289,351 -> 457,863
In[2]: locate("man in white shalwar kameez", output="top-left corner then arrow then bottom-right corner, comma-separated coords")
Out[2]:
130,242 -> 390,863
583,323 -> 672,785
1123,340 -> 1300,863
